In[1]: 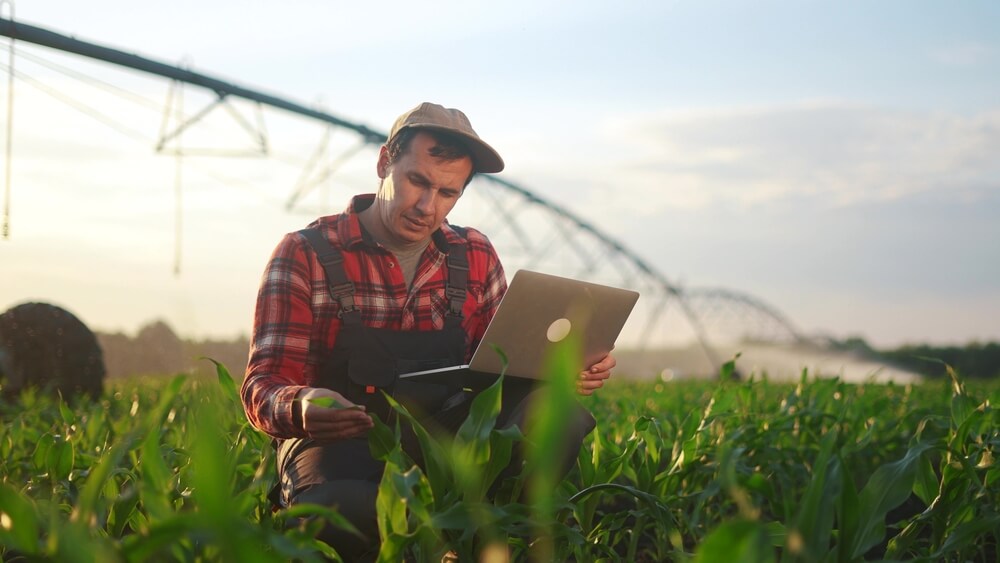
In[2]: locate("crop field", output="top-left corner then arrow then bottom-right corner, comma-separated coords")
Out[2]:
1,358 -> 998,562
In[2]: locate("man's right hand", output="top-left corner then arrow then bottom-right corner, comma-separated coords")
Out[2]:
297,387 -> 374,442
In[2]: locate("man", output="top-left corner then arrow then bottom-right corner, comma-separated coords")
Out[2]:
241,102 -> 615,559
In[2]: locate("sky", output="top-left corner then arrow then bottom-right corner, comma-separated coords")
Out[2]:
1,0 -> 999,348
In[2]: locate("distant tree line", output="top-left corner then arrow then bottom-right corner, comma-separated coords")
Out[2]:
832,337 -> 1000,379
96,320 -> 250,379
99,322 -> 1000,381
89,321 -> 1000,382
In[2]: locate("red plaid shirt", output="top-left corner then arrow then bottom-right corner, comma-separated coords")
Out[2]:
241,194 -> 507,439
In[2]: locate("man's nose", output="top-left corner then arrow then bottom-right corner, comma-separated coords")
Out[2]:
415,190 -> 435,213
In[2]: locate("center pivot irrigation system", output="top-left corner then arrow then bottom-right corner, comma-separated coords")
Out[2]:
0,17 -> 808,373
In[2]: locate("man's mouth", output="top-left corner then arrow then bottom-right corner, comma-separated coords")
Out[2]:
404,215 -> 429,229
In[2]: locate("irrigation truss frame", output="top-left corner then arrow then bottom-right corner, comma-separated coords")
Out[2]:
0,17 -> 808,374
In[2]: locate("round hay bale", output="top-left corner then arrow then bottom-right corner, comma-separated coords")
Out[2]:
0,302 -> 106,399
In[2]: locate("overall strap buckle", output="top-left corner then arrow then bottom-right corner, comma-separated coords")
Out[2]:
330,282 -> 357,315
298,228 -> 361,319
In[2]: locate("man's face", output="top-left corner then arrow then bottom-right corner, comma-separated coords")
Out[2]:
375,131 -> 473,245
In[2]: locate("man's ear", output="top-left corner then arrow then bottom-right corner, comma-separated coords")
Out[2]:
376,145 -> 390,179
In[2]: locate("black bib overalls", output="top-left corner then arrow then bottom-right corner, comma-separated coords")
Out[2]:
275,227 -> 596,560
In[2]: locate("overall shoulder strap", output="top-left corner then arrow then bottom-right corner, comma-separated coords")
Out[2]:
445,227 -> 469,321
297,228 -> 361,323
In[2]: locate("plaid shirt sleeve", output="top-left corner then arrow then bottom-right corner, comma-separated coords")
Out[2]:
240,232 -> 315,439
240,213 -> 507,439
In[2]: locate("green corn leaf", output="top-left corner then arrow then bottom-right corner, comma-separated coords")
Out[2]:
150,375 -> 186,428
375,533 -> 408,563
276,503 -> 363,538
140,428 -> 171,489
836,452 -> 861,562
593,430 -> 625,483
885,516 -> 925,560
848,442 -> 934,559
52,518 -> 120,563
568,482 -> 670,518
201,357 -> 241,406
916,359 -> 978,430
578,435 -> 596,486
4,349 -> 998,561
304,396 -> 362,410
765,521 -> 788,548
930,513 -> 1000,558
950,392 -> 978,433
526,335 -> 581,509
382,392 -> 452,504
479,425 -> 522,500
986,465 -> 1000,488
952,404 -> 987,450
634,416 -> 651,433
188,397 -> 234,522
376,458 -> 430,561
368,413 -> 399,461
140,424 -> 174,521
514,334 -> 583,561
108,488 -> 140,538
927,470 -> 969,547
694,519 -> 774,563
0,482 -> 40,554
32,433 -> 55,474
72,430 -> 137,528
912,450 -> 939,506
488,343 -> 510,376
456,375 -> 503,445
942,362 -> 964,396
120,514 -> 203,561
392,466 -> 434,524
47,436 -> 75,482
454,374 -> 504,467
58,394 -> 76,426
429,501 -> 508,530
719,353 -> 742,382
792,428 -> 841,562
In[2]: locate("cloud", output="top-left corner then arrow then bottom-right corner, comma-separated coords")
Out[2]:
597,103 -> 1000,213
931,42 -> 997,67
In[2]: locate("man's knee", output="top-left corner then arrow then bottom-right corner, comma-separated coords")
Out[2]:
291,480 -> 380,560
569,403 -> 597,443
503,386 -> 597,441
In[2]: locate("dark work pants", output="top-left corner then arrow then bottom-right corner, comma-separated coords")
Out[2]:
277,378 -> 597,561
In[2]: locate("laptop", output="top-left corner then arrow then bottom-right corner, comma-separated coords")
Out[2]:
399,269 -> 640,384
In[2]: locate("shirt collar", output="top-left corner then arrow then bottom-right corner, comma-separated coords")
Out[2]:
340,194 -> 465,253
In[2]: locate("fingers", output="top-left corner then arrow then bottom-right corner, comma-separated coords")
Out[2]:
304,409 -> 374,441
305,415 -> 374,441
589,353 -> 617,373
297,387 -> 374,441
577,370 -> 610,395
299,387 -> 361,410
577,353 -> 616,396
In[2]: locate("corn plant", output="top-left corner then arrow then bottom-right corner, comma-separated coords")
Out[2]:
1,356 -> 998,561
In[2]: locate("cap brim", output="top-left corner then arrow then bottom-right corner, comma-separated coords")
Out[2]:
404,124 -> 505,174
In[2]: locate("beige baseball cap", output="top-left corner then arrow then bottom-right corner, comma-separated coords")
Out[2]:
387,102 -> 505,174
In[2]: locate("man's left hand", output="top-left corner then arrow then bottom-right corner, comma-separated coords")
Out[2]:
577,353 -> 616,396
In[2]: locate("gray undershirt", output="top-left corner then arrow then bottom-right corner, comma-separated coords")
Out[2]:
357,206 -> 433,289
381,237 -> 432,289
